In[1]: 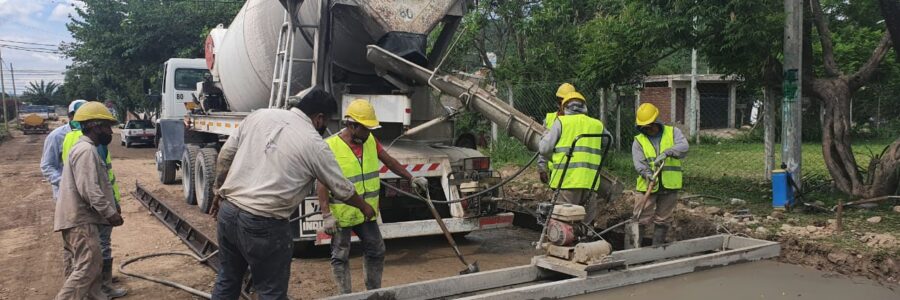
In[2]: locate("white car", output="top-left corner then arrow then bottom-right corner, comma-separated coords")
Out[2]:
121,120 -> 156,148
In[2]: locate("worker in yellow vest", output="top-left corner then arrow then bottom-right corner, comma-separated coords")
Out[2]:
61,101 -> 126,298
317,99 -> 429,294
538,83 -> 577,184
631,103 -> 689,245
538,92 -> 608,225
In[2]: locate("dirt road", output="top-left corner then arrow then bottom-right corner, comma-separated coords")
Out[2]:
0,126 -> 540,299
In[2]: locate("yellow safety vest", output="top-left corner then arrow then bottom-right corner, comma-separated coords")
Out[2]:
326,133 -> 381,228
549,114 -> 605,190
635,125 -> 683,192
62,130 -> 121,202
544,112 -> 558,172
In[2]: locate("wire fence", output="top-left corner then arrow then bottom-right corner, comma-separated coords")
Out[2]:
475,80 -> 892,199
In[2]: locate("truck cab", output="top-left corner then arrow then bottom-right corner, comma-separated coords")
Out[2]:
155,59 -> 210,184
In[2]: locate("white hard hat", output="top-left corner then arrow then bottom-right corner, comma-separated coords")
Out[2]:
68,100 -> 87,113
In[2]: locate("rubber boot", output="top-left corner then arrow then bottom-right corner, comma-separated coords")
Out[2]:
102,258 -> 127,298
332,264 -> 352,294
652,224 -> 669,246
363,258 -> 384,290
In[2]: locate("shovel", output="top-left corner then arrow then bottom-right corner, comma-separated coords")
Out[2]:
627,162 -> 665,249
422,190 -> 480,274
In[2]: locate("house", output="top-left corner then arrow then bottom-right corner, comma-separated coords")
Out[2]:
638,74 -> 740,129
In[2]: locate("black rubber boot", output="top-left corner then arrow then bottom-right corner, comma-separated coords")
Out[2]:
102,258 -> 127,298
652,224 -> 669,246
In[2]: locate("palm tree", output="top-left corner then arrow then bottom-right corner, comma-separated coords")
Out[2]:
22,80 -> 64,105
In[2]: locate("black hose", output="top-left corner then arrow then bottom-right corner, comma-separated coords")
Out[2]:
119,252 -> 216,299
380,152 -> 540,205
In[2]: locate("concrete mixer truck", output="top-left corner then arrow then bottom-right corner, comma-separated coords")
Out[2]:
153,0 -> 515,252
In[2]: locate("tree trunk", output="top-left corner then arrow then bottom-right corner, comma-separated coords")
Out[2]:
813,77 -> 900,198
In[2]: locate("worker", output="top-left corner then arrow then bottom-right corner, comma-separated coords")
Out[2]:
41,99 -> 86,201
538,91 -> 608,225
54,102 -> 124,299
537,83 -> 577,184
61,102 -> 127,298
631,103 -> 689,245
209,88 -> 376,299
317,99 -> 429,294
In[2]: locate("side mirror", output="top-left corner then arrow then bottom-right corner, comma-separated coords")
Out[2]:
118,124 -> 125,129
147,94 -> 161,102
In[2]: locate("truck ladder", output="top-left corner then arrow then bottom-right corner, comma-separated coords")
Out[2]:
269,0 -> 322,109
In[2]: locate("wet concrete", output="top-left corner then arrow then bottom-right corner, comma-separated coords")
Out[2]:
571,260 -> 899,300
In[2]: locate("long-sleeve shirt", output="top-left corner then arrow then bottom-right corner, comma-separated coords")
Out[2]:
41,124 -> 72,200
218,108 -> 358,220
631,124 -> 689,180
536,115 -> 553,173
54,136 -> 118,231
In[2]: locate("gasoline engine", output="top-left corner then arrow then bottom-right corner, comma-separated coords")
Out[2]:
537,203 -> 612,265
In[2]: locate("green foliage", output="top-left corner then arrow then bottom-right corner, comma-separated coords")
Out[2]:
63,0 -> 243,118
487,135 -> 533,166
21,80 -> 65,105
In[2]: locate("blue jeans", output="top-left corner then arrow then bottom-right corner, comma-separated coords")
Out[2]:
211,201 -> 293,300
330,221 -> 385,294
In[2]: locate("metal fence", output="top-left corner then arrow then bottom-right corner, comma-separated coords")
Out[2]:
483,80 -> 845,197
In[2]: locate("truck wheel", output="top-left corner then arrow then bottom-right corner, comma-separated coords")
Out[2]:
182,145 -> 200,205
157,138 -> 178,184
194,148 -> 218,214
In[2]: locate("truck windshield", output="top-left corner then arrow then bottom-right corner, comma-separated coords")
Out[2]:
174,68 -> 210,91
126,121 -> 153,129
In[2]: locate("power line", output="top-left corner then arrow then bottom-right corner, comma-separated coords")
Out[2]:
0,39 -> 59,47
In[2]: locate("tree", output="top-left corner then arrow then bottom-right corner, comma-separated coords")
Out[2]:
21,80 -> 65,105
62,0 -> 242,118
806,0 -> 897,197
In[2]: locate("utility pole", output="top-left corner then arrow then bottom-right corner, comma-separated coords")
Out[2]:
10,63 -> 17,120
764,87 -> 776,180
0,49 -> 8,134
783,0 -> 803,188
689,48 -> 699,142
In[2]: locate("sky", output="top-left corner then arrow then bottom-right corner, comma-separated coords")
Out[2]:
0,0 -> 82,96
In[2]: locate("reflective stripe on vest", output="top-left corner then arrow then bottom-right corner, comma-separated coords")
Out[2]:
548,114 -> 605,190
544,112 -> 558,172
62,130 -> 121,202
634,125 -> 683,192
326,133 -> 381,228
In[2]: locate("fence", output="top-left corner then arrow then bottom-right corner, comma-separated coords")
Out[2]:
472,80 -> 882,203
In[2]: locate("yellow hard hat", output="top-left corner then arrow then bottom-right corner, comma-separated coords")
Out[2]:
73,101 -> 117,123
556,83 -> 576,99
345,99 -> 380,129
635,103 -> 659,126
560,91 -> 586,106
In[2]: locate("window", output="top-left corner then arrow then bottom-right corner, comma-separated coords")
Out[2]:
126,120 -> 153,129
174,68 -> 210,91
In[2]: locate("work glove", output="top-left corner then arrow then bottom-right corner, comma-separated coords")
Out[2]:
322,212 -> 338,236
653,153 -> 668,166
642,172 -> 657,186
538,171 -> 549,184
412,176 -> 429,196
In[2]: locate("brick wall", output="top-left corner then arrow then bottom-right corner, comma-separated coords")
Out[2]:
639,87 -> 672,123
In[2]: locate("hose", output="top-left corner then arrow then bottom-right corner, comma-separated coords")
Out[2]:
119,251 -> 217,299
380,152 -> 540,205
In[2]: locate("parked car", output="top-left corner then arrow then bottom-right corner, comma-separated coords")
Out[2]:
120,120 -> 156,148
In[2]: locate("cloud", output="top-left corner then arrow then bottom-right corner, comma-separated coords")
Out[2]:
49,1 -> 84,22
0,0 -> 43,19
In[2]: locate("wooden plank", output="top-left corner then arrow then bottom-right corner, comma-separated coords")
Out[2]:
457,239 -> 780,300
325,265 -> 545,300
609,235 -> 726,265
533,256 -> 625,278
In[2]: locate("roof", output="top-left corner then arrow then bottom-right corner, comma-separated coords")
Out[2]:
643,74 -> 740,83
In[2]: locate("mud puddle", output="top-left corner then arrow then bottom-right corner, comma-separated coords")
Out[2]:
571,260 -> 899,300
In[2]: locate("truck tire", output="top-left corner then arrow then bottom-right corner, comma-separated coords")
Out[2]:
157,138 -> 177,184
194,148 -> 218,214
182,145 -> 200,205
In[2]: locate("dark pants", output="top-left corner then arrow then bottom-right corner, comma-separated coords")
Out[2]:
212,201 -> 293,300
330,221 -> 385,294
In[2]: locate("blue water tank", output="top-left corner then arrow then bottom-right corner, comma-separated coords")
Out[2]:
772,169 -> 794,209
